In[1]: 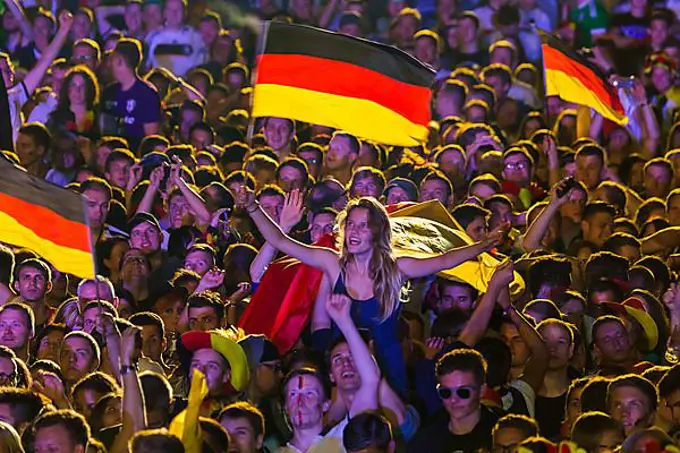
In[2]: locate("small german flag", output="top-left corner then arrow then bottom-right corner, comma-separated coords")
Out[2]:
540,30 -> 627,125
0,160 -> 94,278
252,22 -> 435,146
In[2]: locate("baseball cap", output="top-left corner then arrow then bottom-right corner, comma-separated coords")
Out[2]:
127,212 -> 161,234
384,177 -> 419,202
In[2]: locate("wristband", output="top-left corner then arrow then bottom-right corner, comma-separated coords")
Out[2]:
120,363 -> 138,376
246,201 -> 259,214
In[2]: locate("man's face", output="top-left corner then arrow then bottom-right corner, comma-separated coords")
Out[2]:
485,74 -> 510,101
0,308 -> 31,352
582,212 -> 614,247
610,385 -> 653,435
121,250 -> 150,281
184,250 -> 212,276
490,48 -> 513,68
15,266 -> 51,302
457,17 -> 477,44
168,194 -> 192,229
129,222 -> 161,253
500,322 -> 529,367
595,321 -> 632,365
152,297 -> 184,335
326,136 -> 357,171
60,336 -> 97,384
264,118 -> 293,152
0,357 -> 15,387
438,284 -> 475,314
438,370 -> 482,421
190,129 -> 213,151
420,179 -> 451,207
351,176 -> 381,199
576,155 -> 603,190
297,150 -> 322,179
438,150 -> 465,177
465,216 -> 488,242
560,189 -> 587,223
164,0 -> 185,28
105,159 -> 131,189
74,387 -> 106,420
488,202 -> 513,230
538,324 -> 573,370
37,329 -> 65,362
78,281 -> 115,306
259,194 -> 284,224
72,44 -> 98,71
83,188 -> 111,228
35,424 -> 83,453
199,19 -> 220,47
329,342 -> 360,391
140,324 -> 164,362
189,348 -> 230,396
278,165 -> 305,192
188,306 -> 220,331
83,306 -> 105,335
385,187 -> 412,205
415,38 -> 437,66
310,213 -> 335,243
220,416 -> 263,453
16,132 -> 44,168
644,164 -> 672,198
651,66 -> 673,93
502,154 -> 531,186
284,374 -> 327,429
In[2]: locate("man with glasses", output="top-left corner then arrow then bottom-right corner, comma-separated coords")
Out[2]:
408,348 -> 500,452
0,345 -> 19,388
71,38 -> 100,72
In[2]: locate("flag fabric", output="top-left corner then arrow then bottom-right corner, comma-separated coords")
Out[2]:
0,160 -> 94,278
252,21 -> 435,146
169,369 -> 208,453
539,30 -> 627,125
239,200 -> 525,353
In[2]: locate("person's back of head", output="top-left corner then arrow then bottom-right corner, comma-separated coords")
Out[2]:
571,411 -> 623,453
129,429 -> 185,453
343,412 -> 394,453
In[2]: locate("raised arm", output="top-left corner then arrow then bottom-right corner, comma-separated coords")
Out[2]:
497,292 -> 548,393
110,327 -> 147,453
2,0 -> 34,43
94,4 -> 125,36
250,190 -> 304,282
523,179 -> 572,251
236,186 -> 338,274
24,11 -> 73,96
135,166 -> 164,214
397,229 -> 504,279
327,294 -> 380,416
459,259 -> 513,347
170,158 -> 211,228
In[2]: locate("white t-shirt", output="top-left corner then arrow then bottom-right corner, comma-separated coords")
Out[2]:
146,25 -> 208,77
9,81 -> 29,143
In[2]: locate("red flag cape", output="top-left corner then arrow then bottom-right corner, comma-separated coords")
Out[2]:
238,201 -> 524,353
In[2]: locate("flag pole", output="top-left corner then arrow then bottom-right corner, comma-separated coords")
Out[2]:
534,25 -> 553,129
0,61 -> 14,153
247,20 -> 272,146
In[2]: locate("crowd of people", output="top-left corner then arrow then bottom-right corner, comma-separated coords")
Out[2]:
2,0 -> 680,452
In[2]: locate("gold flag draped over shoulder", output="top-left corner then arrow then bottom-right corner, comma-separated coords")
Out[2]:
389,200 -> 525,298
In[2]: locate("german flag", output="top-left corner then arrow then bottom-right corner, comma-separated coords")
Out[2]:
540,30 -> 627,125
252,22 -> 435,146
0,160 -> 94,278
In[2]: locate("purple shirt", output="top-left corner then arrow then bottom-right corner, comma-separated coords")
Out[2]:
101,79 -> 161,142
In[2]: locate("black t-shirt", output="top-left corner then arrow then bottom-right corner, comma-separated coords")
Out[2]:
408,405 -> 500,453
611,13 -> 650,40
535,392 -> 567,441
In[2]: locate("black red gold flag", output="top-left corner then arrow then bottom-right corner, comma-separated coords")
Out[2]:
539,30 -> 627,125
0,160 -> 94,278
252,21 -> 435,146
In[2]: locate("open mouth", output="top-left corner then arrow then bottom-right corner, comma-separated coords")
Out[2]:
348,237 -> 361,246
341,371 -> 356,379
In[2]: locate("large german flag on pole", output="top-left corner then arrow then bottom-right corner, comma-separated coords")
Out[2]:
539,30 -> 627,125
0,160 -> 95,278
252,22 -> 435,146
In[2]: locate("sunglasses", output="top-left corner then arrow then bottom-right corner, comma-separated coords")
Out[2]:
436,384 -> 476,400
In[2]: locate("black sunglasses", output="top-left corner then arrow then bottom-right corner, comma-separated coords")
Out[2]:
437,384 -> 476,400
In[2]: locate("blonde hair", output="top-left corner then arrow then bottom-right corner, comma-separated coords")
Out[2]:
337,197 -> 402,322
0,421 -> 24,453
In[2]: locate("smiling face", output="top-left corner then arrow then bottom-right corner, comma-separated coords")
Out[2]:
343,207 -> 374,256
